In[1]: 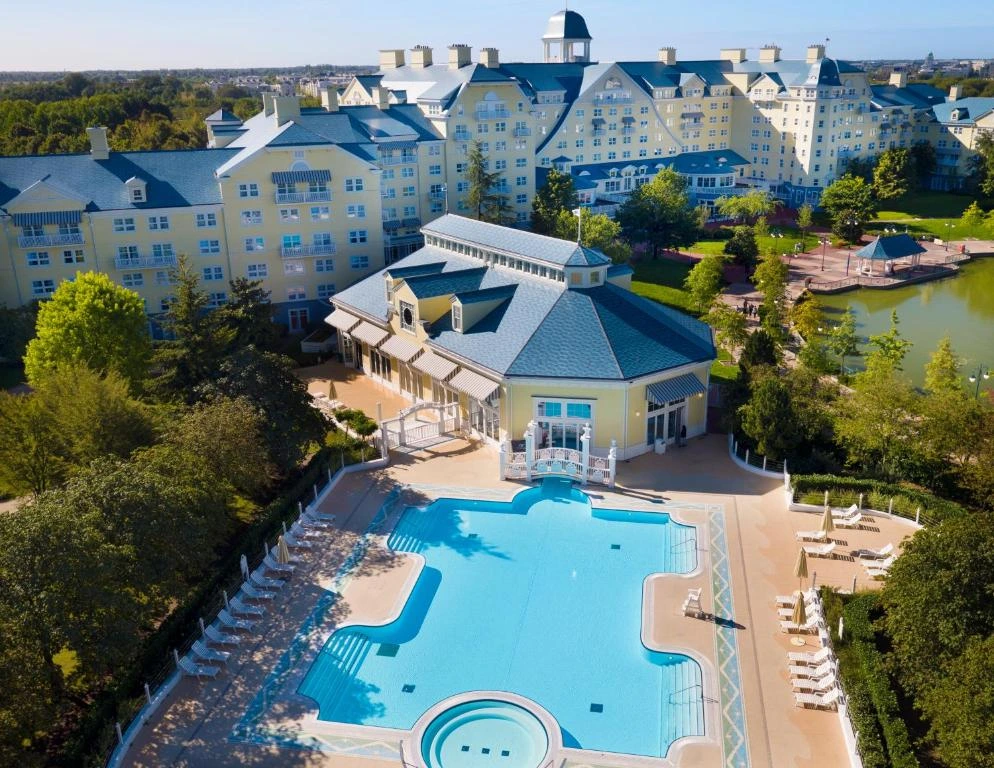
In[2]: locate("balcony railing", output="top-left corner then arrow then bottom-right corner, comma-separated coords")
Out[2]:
591,129 -> 606,137
453,130 -> 471,141
513,127 -> 531,137
593,92 -> 633,104
280,243 -> 336,259
621,127 -> 635,136
275,191 -> 332,204
475,107 -> 511,119
18,232 -> 84,248
429,190 -> 447,201
379,155 -> 418,166
114,253 -> 177,269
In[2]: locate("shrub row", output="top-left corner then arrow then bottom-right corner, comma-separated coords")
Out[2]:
74,443 -> 351,767
793,473 -> 966,525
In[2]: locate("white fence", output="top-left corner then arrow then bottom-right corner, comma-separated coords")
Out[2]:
380,401 -> 461,450
727,433 -> 787,479
500,420 -> 617,487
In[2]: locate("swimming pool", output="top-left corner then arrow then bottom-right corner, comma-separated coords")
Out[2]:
298,478 -> 704,758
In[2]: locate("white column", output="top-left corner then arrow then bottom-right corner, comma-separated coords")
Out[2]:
525,419 -> 536,482
380,423 -> 390,456
498,441 -> 507,481
579,422 -> 592,485
608,439 -> 618,488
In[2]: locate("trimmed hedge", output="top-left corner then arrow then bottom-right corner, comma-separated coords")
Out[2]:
73,443 -> 351,766
793,473 -> 966,525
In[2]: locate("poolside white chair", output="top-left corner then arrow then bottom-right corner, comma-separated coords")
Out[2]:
789,661 -> 834,679
240,582 -> 276,602
306,509 -> 337,524
792,674 -> 837,693
178,656 -> 220,680
778,605 -> 823,620
859,553 -> 896,569
204,623 -> 241,647
780,618 -> 821,634
832,504 -> 859,519
284,529 -> 314,549
263,552 -> 296,576
249,569 -> 285,591
229,596 -> 265,618
853,543 -> 894,560
682,588 -> 704,618
218,609 -> 257,633
795,529 -> 828,542
834,513 -> 864,529
788,645 -> 834,665
794,688 -> 841,710
776,590 -> 817,607
192,640 -> 231,666
298,512 -> 333,531
802,541 -> 837,558
864,563 -> 892,580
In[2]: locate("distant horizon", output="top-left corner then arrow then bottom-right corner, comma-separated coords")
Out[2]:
2,0 -> 992,71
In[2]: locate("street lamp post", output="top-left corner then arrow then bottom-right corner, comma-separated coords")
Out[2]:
968,365 -> 991,399
820,238 -> 827,271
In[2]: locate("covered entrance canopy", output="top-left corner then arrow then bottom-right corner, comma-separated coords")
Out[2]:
449,369 -> 500,401
646,373 -> 706,403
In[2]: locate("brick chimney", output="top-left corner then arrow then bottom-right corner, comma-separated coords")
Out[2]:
720,48 -> 746,63
321,87 -> 339,112
448,44 -> 471,70
86,127 -> 109,160
379,49 -> 405,70
658,47 -> 677,65
480,47 -> 500,69
889,71 -> 908,88
759,45 -> 781,63
410,45 -> 433,69
806,44 -> 825,63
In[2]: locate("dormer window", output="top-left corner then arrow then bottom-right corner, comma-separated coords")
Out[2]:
125,176 -> 147,203
590,271 -> 601,285
399,300 -> 416,333
452,303 -> 463,332
131,188 -> 144,202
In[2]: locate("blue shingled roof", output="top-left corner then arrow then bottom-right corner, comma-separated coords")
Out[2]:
403,267 -> 487,298
931,97 -> 994,125
0,148 -> 236,211
855,234 -> 927,261
453,284 -> 517,304
423,214 -> 611,267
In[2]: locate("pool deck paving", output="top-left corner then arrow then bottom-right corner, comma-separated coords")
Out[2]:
121,435 -> 912,768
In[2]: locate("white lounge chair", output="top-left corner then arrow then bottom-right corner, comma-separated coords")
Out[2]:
834,513 -> 864,529
794,688 -> 841,710
788,645 -> 834,665
832,504 -> 859,519
795,529 -> 828,542
682,588 -> 704,618
298,512 -> 333,531
284,529 -> 314,549
262,552 -> 296,577
178,656 -> 220,680
306,509 -> 337,523
250,569 -> 286,591
778,605 -> 823,620
240,582 -> 276,602
290,520 -> 323,540
802,541 -> 837,558
865,564 -> 891,580
204,623 -> 241,647
789,661 -> 834,679
853,543 -> 894,560
217,609 -> 256,633
192,640 -> 230,666
780,618 -> 821,634
776,590 -> 817,607
792,674 -> 837,693
228,596 -> 265,618
859,553 -> 896,569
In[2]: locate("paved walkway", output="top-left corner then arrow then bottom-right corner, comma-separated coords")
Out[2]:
120,435 -> 910,768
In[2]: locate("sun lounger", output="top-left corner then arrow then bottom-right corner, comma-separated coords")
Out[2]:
834,513 -> 863,529
853,543 -> 894,560
795,529 -> 828,542
249,569 -> 285,591
780,618 -> 821,634
788,645 -> 833,665
802,541 -> 836,558
789,661 -> 834,679
192,640 -> 230,666
178,656 -> 220,680
229,596 -> 265,618
776,590 -> 817,607
290,520 -> 323,539
778,605 -> 823,619
240,582 -> 276,602
204,623 -> 241,647
832,504 -> 859,519
262,553 -> 296,577
865,564 -> 891,580
284,529 -> 314,549
298,512 -> 333,530
217,609 -> 257,633
792,674 -> 837,693
859,553 -> 896,569
306,509 -> 337,523
794,688 -> 841,710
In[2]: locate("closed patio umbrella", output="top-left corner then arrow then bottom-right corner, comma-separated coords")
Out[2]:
276,536 -> 292,565
792,592 -> 808,626
820,505 -> 835,536
240,554 -> 249,581
794,548 -> 808,593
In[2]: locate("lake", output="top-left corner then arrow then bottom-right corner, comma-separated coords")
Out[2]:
819,257 -> 994,389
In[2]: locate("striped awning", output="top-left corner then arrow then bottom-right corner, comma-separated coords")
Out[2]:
271,169 -> 331,184
379,142 -> 418,151
646,373 -> 706,404
380,334 -> 422,362
412,349 -> 458,380
325,308 -> 360,332
350,321 -> 389,347
12,210 -> 82,226
401,217 -> 421,228
449,369 -> 500,402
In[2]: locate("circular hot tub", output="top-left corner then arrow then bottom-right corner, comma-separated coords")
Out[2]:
420,699 -> 549,768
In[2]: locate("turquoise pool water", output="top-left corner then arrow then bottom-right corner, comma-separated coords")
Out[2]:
297,478 -> 704,758
420,700 -> 548,768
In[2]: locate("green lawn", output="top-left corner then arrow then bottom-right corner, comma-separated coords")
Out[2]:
710,356 -> 740,385
876,191 -> 980,220
866,217 -> 993,241
630,258 -> 697,315
691,226 -> 817,257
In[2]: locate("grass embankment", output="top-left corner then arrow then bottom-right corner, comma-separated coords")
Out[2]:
690,226 -> 815,258
873,191 -> 994,241
630,257 -> 697,315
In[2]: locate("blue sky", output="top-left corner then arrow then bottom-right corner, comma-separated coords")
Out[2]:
3,0 -> 993,71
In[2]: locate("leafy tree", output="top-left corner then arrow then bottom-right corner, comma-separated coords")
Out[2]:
683,253 -> 726,312
0,390 -> 67,496
723,226 -> 759,272
866,309 -> 912,372
215,277 -> 277,350
843,156 -> 876,183
0,303 -> 37,363
924,335 -> 963,394
753,250 -> 789,340
909,140 -> 937,190
788,291 -> 825,340
882,512 -> 994,699
531,169 -> 577,235
466,140 -> 511,224
972,131 -> 994,197
738,372 -> 803,459
960,200 -> 986,229
615,167 -> 698,258
715,189 -> 779,224
924,635 -> 994,768
819,175 -> 878,243
752,214 -> 770,238
797,338 -> 833,373
739,328 -> 779,370
23,272 -> 151,389
553,208 -> 631,263
828,305 -> 860,372
706,300 -> 748,360
796,203 -> 813,249
872,147 -> 913,200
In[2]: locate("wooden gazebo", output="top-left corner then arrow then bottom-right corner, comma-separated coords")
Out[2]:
855,234 -> 926,277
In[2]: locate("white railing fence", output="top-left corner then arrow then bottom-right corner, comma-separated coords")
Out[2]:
499,420 -> 617,487
727,432 -> 786,478
380,401 -> 461,450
